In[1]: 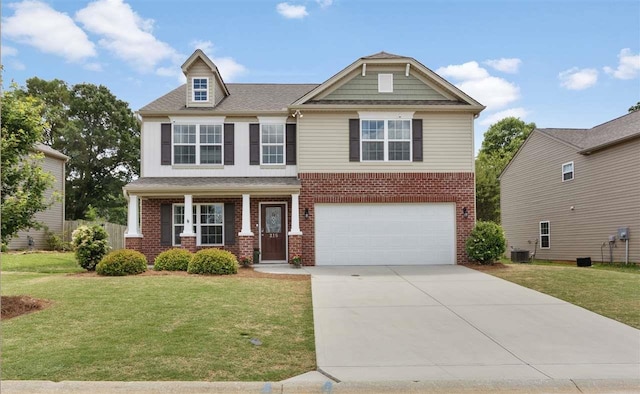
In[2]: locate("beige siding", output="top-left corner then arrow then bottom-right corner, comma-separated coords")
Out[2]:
185,58 -> 215,107
9,155 -> 65,250
297,112 -> 474,173
323,67 -> 448,101
501,133 -> 640,263
214,77 -> 225,106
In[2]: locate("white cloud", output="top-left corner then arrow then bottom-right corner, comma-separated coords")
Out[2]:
213,57 -> 247,82
603,48 -> 640,80
479,107 -> 530,126
3,0 -> 96,62
2,45 -> 19,57
436,61 -> 489,80
316,0 -> 333,8
437,61 -> 520,109
76,0 -> 179,72
558,67 -> 598,90
191,40 -> 214,55
84,62 -> 103,72
484,58 -> 521,73
276,3 -> 309,19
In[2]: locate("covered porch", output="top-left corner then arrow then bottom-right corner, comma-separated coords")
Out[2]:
123,177 -> 303,264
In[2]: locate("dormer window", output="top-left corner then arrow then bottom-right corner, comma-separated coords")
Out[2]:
193,78 -> 208,102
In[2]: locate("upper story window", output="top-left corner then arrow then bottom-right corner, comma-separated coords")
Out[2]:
562,161 -> 574,181
361,119 -> 411,162
261,124 -> 285,165
173,124 -> 222,165
378,73 -> 393,93
173,203 -> 223,246
540,221 -> 550,249
193,78 -> 208,102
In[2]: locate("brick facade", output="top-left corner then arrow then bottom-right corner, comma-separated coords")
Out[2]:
288,234 -> 303,264
298,172 -> 475,265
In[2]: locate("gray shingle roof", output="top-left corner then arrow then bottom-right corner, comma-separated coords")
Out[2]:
537,111 -> 640,153
35,143 -> 69,160
125,177 -> 301,193
139,83 -> 319,113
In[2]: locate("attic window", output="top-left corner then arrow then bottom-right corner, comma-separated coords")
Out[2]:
193,78 -> 208,102
378,73 -> 393,93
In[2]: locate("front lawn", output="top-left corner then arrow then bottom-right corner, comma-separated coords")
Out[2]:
1,252 -> 315,381
475,260 -> 640,329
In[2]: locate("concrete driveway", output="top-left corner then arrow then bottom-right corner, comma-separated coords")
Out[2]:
305,265 -> 640,382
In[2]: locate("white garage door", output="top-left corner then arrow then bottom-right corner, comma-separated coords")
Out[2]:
315,203 -> 456,266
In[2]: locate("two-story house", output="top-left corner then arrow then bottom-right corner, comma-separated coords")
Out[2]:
124,50 -> 484,266
500,111 -> 640,263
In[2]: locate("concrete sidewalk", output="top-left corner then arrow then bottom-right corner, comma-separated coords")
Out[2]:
306,265 -> 640,382
3,378 -> 640,393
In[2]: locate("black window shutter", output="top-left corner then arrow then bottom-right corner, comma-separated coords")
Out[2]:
249,123 -> 260,165
349,119 -> 360,162
412,119 -> 423,162
224,123 -> 234,165
161,123 -> 171,165
224,202 -> 235,245
160,203 -> 172,246
286,124 -> 296,165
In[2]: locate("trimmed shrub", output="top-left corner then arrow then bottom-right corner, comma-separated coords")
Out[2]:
187,249 -> 238,275
154,248 -> 192,271
96,249 -> 147,276
465,221 -> 507,265
72,225 -> 110,271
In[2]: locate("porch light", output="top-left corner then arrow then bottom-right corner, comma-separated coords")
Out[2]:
462,207 -> 469,219
304,208 -> 310,220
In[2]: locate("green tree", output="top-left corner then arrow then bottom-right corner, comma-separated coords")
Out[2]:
476,117 -> 536,222
629,102 -> 640,113
0,86 -> 55,244
24,79 -> 140,224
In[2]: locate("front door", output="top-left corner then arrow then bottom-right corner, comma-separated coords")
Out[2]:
261,204 -> 286,261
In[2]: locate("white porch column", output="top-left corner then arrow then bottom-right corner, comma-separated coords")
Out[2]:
180,194 -> 195,235
125,194 -> 140,236
288,193 -> 302,235
239,194 -> 254,236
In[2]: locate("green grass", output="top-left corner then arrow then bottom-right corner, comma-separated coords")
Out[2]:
488,259 -> 640,329
1,253 -> 315,381
2,252 -> 83,273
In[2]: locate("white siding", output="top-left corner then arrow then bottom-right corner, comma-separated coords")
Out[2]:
9,154 -> 65,250
141,119 -> 297,177
297,112 -> 474,173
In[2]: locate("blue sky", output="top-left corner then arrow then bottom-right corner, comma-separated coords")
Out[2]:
2,0 -> 639,153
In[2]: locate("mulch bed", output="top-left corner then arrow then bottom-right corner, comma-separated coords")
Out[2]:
70,266 -> 309,281
461,262 -> 511,271
1,295 -> 51,320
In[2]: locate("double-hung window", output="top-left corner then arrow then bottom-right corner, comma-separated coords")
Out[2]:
361,119 -> 411,161
193,78 -> 208,102
540,221 -> 550,249
173,124 -> 222,165
562,161 -> 574,181
261,124 -> 285,164
173,204 -> 223,246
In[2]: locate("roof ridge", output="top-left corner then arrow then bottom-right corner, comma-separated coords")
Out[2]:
590,110 -> 640,130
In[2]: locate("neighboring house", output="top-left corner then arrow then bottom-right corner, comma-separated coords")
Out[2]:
124,50 -> 484,265
8,144 -> 69,250
500,111 -> 640,263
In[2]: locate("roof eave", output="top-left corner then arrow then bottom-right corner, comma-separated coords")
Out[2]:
124,185 -> 301,197
578,132 -> 640,155
138,109 -> 291,117
289,104 -> 485,113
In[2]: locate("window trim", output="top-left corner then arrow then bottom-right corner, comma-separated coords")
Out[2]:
360,119 -> 412,162
539,221 -> 550,249
260,123 -> 286,165
173,203 -> 224,247
172,123 -> 223,166
562,161 -> 574,182
192,77 -> 209,102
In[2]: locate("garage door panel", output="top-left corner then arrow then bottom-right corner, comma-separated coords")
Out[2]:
315,203 -> 455,266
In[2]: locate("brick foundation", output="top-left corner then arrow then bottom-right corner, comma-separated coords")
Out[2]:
180,235 -> 197,253
298,172 -> 475,265
124,236 -> 143,252
288,234 -> 303,264
238,235 -> 254,263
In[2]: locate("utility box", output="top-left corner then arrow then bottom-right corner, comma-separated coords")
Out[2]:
618,227 -> 629,240
577,257 -> 592,267
511,249 -> 530,263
